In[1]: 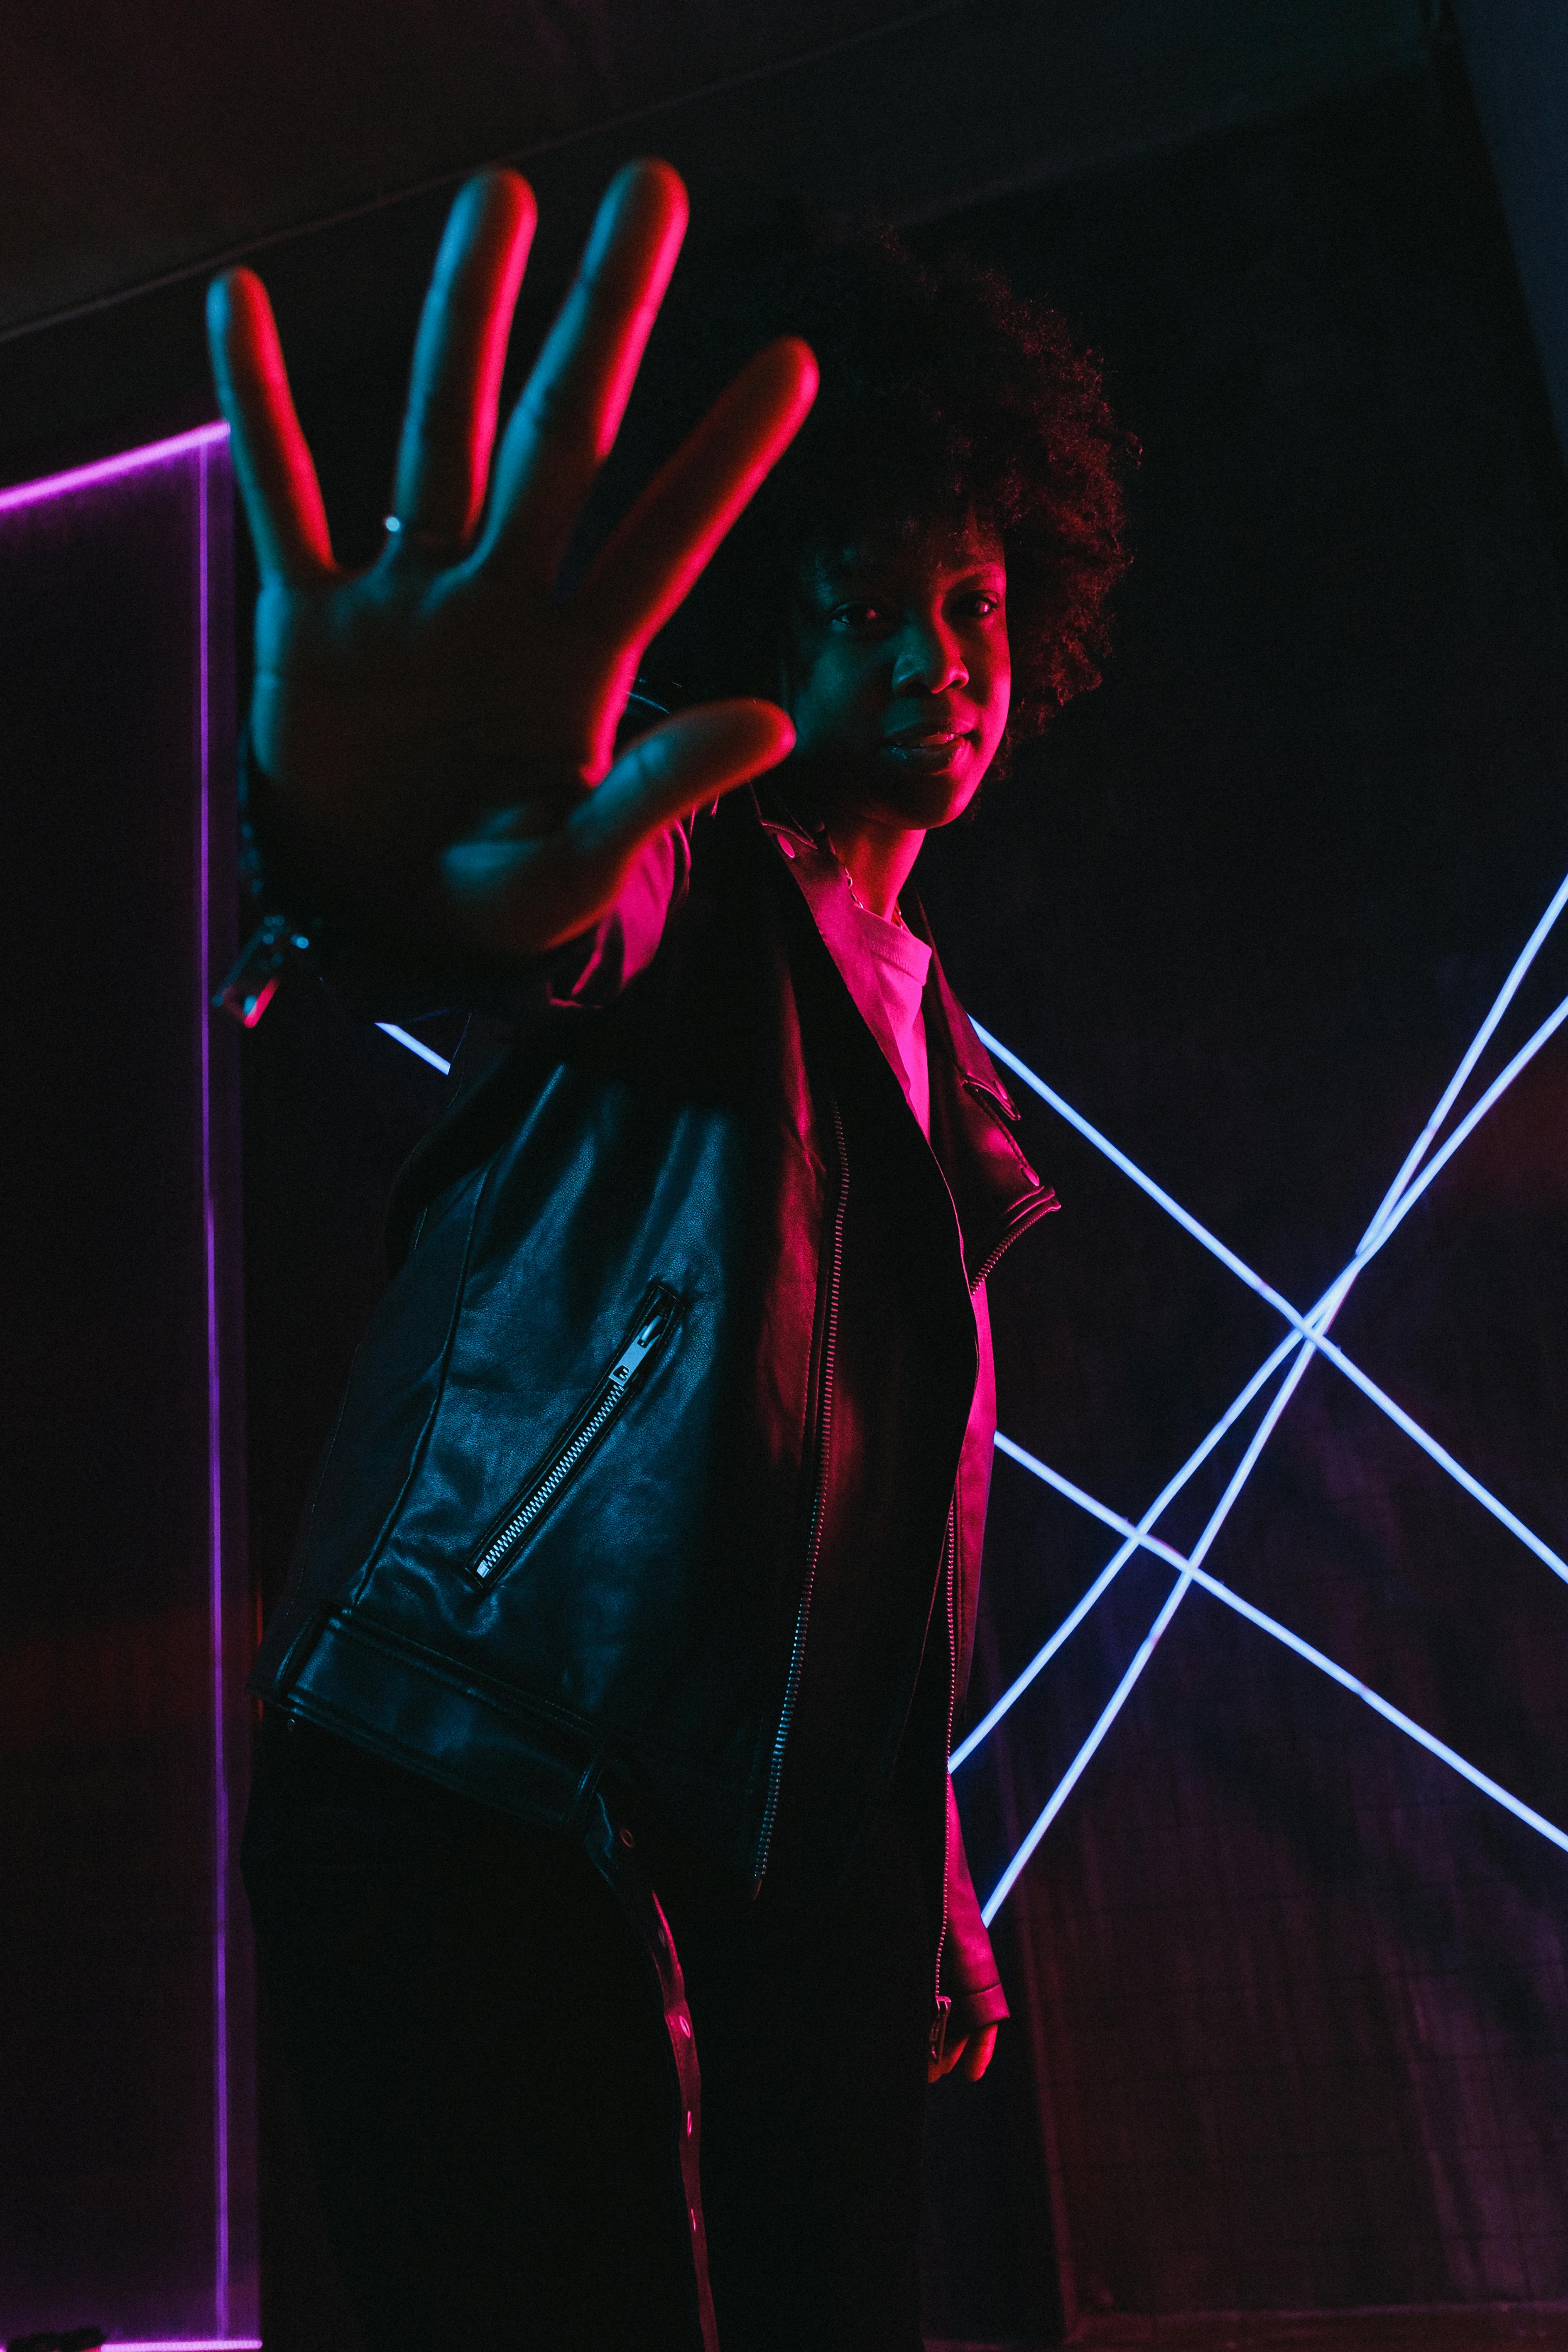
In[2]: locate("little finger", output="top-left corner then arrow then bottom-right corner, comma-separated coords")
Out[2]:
206,269 -> 335,584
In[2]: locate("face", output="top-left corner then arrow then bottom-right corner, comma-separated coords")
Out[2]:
782,516 -> 1011,835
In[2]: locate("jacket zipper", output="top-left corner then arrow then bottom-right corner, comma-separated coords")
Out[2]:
754,1099 -> 847,1883
930,1229 -> 1039,2051
931,1497 -> 959,2058
468,1285 -> 681,1584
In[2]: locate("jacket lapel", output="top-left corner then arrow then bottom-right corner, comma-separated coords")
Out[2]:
756,803 -> 1059,1286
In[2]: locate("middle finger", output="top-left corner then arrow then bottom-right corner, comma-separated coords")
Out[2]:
482,160 -> 688,588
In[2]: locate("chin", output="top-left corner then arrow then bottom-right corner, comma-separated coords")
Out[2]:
891,765 -> 990,831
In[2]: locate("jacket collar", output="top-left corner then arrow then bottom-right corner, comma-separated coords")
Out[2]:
755,801 -> 1059,1286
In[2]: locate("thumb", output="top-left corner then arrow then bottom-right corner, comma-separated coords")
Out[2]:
580,698 -> 795,860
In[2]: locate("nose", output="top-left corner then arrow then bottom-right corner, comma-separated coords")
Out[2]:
892,613 -> 968,695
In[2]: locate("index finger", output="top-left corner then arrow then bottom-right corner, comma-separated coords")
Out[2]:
575,336 -> 818,652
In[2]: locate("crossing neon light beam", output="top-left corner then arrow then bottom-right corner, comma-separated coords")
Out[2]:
973,1005 -> 1568,1589
376,1021 -> 453,1076
960,877 -> 1568,1793
978,1456 -> 1568,1923
1359,867 -> 1568,1248
950,1325 -> 1303,1770
981,1567 -> 1193,1925
967,869 -> 1568,1915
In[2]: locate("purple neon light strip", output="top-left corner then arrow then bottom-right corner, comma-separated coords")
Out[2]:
10,422 -> 241,2328
197,439 -> 232,2337
0,421 -> 229,517
109,2339 -> 263,2349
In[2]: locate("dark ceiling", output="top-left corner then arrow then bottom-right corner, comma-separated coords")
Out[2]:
0,0 -> 934,333
3,0 -> 1422,339
7,0 -> 1498,496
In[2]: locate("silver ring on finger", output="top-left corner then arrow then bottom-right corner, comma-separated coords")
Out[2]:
383,514 -> 466,553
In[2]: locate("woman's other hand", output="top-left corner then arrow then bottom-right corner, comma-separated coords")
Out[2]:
929,2004 -> 1001,2083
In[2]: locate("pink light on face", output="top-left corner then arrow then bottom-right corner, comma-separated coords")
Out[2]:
0,421 -> 229,515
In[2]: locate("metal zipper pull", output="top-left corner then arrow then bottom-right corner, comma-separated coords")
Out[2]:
468,1286 -> 680,1584
610,1307 -> 670,1386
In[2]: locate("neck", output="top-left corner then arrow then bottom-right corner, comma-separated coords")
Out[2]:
819,810 -> 926,922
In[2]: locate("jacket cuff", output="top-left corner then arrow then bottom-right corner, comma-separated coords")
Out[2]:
941,1775 -> 1009,2021
231,726 -> 597,1026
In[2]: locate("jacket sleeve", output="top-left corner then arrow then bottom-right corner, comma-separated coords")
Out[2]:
941,1774 -> 1009,2026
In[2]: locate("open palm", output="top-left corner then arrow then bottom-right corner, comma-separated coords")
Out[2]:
207,162 -> 816,970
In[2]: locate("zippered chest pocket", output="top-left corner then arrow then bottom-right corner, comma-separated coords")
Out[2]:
466,1283 -> 683,1586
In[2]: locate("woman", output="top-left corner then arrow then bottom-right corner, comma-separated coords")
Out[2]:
217,161 -> 1126,2350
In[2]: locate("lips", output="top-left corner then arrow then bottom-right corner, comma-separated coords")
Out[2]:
882,712 -> 977,749
880,716 -> 978,769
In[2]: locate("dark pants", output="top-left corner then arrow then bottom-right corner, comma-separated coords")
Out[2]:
243,1713 -> 932,2351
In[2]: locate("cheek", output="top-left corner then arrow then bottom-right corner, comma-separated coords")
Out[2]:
790,653 -> 875,750
982,650 -> 1012,744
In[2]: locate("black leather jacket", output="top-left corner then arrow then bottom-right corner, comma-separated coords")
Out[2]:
249,786 -> 1058,2020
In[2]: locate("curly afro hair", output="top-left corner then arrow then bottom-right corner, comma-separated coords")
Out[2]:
609,222 -> 1135,762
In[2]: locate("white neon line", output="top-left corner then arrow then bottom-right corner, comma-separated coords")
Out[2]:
950,1327 -> 1302,1770
1188,1338 -> 1316,1569
980,1450 -> 1568,1917
965,889 -> 1568,1829
968,1335 -> 1315,1844
973,1022 -> 1303,1327
376,1021 -> 452,1075
951,1546 -> 1140,1768
991,1433 -> 1187,1568
973,1288 -> 1568,1786
975,1016 -> 1568,1592
1186,1564 -> 1568,1855
1359,867 -> 1568,1250
1348,987 -> 1568,1268
1308,1329 -> 1568,1583
108,2339 -> 264,2349
981,1568 -> 1194,1925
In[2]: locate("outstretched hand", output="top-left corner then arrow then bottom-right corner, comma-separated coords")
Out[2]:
207,162 -> 816,967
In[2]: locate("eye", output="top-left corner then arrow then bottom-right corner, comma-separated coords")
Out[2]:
958,590 -> 1004,619
829,600 -> 889,632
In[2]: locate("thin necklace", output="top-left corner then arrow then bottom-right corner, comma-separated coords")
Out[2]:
824,829 -> 905,929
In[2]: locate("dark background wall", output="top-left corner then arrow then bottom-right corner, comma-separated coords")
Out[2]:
920,54 -> 1568,2321
5,3 -> 1568,2344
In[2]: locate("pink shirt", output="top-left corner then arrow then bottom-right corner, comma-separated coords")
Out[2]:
828,891 -> 995,1423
